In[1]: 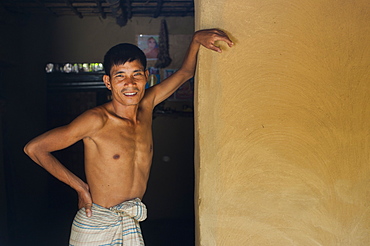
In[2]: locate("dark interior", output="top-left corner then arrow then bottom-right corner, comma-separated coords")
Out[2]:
0,1 -> 196,245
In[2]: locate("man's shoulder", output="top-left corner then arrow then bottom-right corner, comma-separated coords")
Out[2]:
72,103 -> 110,129
87,103 -> 110,116
81,104 -> 107,119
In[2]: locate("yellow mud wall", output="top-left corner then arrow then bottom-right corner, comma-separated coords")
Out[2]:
194,0 -> 370,245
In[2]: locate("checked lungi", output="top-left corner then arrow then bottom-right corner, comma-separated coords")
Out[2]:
69,198 -> 147,246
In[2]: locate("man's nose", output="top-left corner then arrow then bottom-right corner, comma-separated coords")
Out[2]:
124,77 -> 136,86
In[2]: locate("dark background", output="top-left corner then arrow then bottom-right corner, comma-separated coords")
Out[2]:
0,8 -> 195,246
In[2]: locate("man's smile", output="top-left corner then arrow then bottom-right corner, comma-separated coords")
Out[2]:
123,92 -> 138,96
122,88 -> 140,97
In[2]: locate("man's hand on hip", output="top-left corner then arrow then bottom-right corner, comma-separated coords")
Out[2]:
77,183 -> 93,217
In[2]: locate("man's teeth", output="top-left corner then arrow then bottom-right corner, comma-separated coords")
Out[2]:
124,92 -> 137,96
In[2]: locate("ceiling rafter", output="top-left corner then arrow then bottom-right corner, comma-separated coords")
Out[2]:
95,0 -> 106,18
64,0 -> 83,18
153,0 -> 163,18
34,0 -> 58,16
1,0 -> 194,20
129,0 -> 134,19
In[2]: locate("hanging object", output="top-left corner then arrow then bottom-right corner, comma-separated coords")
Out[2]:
155,19 -> 172,68
106,0 -> 128,27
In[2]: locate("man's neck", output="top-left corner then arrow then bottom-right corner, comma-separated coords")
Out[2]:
111,100 -> 139,122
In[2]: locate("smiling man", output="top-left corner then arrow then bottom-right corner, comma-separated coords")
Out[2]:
24,29 -> 233,246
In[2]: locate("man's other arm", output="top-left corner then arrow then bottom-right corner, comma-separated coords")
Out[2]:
145,28 -> 233,106
24,109 -> 104,217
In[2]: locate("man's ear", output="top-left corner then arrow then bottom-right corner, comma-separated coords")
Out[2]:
145,70 -> 149,81
103,75 -> 112,90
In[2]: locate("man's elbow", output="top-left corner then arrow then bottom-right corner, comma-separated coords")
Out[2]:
178,69 -> 195,82
185,72 -> 195,82
24,141 -> 37,159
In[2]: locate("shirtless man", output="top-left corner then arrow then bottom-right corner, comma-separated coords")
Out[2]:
24,29 -> 233,245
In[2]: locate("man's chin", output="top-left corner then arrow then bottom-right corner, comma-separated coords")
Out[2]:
113,96 -> 142,106
121,100 -> 140,106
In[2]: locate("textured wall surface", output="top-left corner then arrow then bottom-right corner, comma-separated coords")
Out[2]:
194,0 -> 370,245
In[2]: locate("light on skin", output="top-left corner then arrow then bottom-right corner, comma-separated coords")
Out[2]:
103,60 -> 149,114
23,29 -> 234,219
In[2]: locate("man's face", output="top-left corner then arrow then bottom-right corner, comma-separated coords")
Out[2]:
103,60 -> 148,106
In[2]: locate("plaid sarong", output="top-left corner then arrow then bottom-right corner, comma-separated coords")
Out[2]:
69,198 -> 147,246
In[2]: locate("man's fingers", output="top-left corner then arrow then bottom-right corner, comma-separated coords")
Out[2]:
216,34 -> 234,48
195,28 -> 234,52
85,203 -> 92,217
222,37 -> 234,47
210,29 -> 234,46
203,42 -> 221,53
85,208 -> 92,218
209,31 -> 234,52
211,44 -> 222,53
209,39 -> 232,53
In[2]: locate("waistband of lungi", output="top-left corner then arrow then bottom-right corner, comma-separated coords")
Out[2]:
92,198 -> 147,222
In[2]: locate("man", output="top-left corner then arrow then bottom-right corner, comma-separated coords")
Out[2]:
24,29 -> 233,245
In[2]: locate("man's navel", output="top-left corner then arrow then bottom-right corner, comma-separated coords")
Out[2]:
113,154 -> 120,160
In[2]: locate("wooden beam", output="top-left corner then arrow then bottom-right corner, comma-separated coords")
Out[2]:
1,0 -> 194,18
33,0 -> 58,16
125,0 -> 132,19
64,0 -> 83,18
95,0 -> 106,18
153,0 -> 163,18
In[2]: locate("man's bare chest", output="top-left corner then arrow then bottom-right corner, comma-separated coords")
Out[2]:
91,117 -> 153,152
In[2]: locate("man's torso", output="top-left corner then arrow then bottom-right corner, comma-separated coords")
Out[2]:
82,101 -> 153,208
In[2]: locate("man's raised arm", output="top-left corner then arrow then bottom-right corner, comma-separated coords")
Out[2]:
146,28 -> 233,106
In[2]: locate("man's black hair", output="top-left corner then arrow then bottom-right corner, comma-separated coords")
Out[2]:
103,43 -> 147,75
